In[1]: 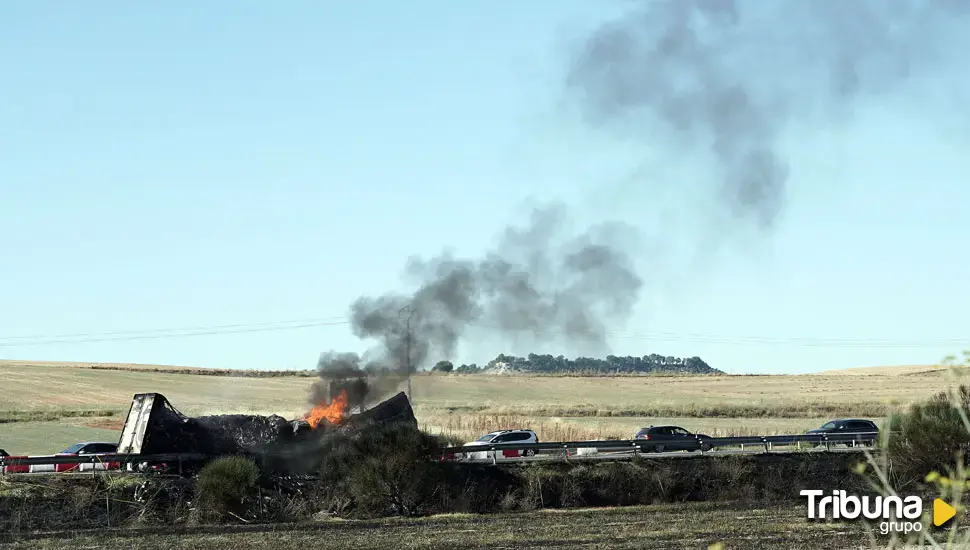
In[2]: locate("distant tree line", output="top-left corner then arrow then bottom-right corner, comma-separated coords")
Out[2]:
432,353 -> 721,375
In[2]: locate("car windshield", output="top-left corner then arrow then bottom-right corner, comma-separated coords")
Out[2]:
60,443 -> 86,454
476,433 -> 498,442
819,422 -> 839,430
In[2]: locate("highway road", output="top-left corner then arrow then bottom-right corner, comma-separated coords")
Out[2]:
457,445 -> 872,464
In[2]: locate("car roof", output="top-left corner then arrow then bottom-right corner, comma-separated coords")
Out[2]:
65,442 -> 117,448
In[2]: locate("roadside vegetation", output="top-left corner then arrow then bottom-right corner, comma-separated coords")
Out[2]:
0,409 -> 118,424
858,352 -> 970,548
0,432 -> 869,537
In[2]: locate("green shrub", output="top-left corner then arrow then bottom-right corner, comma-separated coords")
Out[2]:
314,423 -> 523,517
885,385 -> 970,489
193,456 -> 260,520
316,424 -> 448,517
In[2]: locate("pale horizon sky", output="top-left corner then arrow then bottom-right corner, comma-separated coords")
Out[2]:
2,2 -> 968,375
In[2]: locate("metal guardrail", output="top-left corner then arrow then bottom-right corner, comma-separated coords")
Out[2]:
456,446 -> 872,465
451,432 -> 879,455
0,432 -> 878,472
0,452 -> 209,467
0,453 -> 210,475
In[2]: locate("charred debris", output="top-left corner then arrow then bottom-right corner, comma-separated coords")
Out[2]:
121,381 -> 417,476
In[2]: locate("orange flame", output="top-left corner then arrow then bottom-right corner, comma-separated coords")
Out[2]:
305,389 -> 349,428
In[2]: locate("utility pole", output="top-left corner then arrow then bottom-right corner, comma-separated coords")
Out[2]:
399,305 -> 413,402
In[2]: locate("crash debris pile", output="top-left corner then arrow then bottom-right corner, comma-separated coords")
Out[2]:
128,391 -> 417,473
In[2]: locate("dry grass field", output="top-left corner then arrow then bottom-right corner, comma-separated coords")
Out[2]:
0,359 -> 963,454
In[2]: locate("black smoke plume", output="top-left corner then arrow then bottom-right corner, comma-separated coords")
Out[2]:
313,204 -> 643,406
311,1 -> 966,409
566,0 -> 964,231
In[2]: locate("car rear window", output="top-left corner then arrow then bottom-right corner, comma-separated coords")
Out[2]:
848,421 -> 875,430
61,443 -> 86,454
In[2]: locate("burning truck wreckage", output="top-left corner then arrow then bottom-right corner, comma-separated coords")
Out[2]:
117,374 -> 421,477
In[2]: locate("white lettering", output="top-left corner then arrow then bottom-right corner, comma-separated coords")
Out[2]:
801,490 -> 824,519
840,492 -> 861,519
805,490 -> 925,529
903,496 -> 922,519
883,496 -> 904,519
820,496 -> 833,519
862,496 -> 883,519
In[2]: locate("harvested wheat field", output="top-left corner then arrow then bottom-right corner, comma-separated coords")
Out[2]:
0,359 -> 964,454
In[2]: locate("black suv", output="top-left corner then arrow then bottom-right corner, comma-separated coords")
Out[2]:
633,425 -> 713,452
807,419 -> 878,444
807,419 -> 878,435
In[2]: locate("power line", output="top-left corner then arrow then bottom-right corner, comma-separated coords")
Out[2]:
0,315 -> 965,349
0,316 -> 347,342
0,319 -> 350,347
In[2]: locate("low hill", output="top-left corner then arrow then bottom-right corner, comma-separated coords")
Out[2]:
456,353 -> 723,375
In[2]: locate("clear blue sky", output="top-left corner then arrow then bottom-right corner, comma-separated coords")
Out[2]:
2,2 -> 968,374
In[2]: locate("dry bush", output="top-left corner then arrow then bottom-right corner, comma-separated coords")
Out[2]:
0,474 -> 146,538
506,454 -> 865,512
416,399 -> 897,420
884,385 -> 970,489
425,413 -> 626,443
315,423 -> 451,518
193,456 -> 260,521
420,411 -> 806,445
0,408 -> 118,424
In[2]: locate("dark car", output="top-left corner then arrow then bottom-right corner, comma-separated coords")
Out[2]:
634,425 -> 713,452
807,419 -> 878,435
0,449 -> 7,457
807,419 -> 878,444
55,442 -> 120,472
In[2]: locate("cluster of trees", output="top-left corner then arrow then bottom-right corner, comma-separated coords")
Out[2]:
431,353 -> 720,375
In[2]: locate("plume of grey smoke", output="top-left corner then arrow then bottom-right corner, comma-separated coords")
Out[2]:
310,351 -> 400,409
313,203 -> 642,405
565,0 -> 965,231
